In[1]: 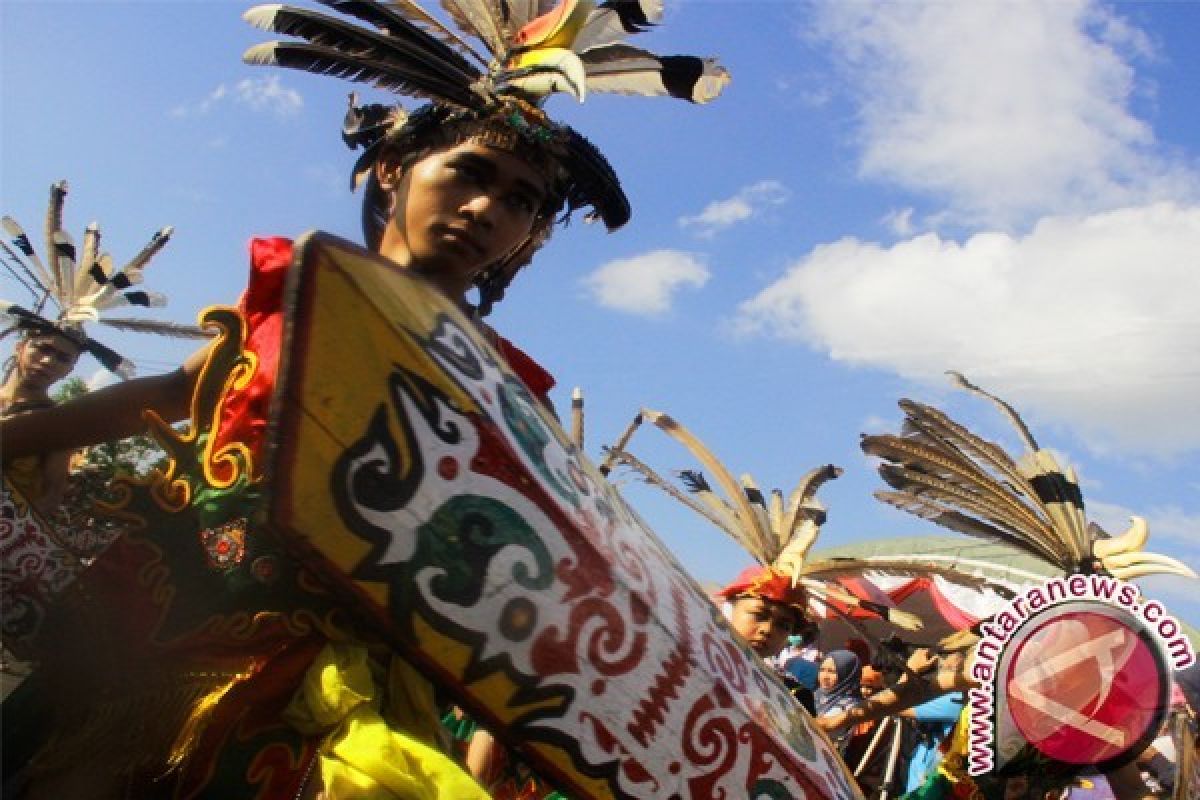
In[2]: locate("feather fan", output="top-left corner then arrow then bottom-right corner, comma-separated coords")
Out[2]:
864,373 -> 1197,582
602,405 -> 1002,634
3,181 -> 184,378
245,0 -> 729,110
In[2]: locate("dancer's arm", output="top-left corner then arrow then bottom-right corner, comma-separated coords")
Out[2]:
1,345 -> 210,459
829,649 -> 972,728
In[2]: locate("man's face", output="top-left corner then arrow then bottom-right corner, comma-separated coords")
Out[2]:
17,333 -> 79,391
728,595 -> 800,659
381,141 -> 548,295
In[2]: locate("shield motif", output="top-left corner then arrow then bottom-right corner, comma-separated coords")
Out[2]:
265,232 -> 861,800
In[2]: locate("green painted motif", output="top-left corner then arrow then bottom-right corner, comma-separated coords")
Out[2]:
499,375 -> 579,508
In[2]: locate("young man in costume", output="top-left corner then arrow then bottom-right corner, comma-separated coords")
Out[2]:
1,330 -> 81,516
0,2 -> 729,797
1,331 -> 81,415
2,180 -> 181,516
827,373 -> 1196,800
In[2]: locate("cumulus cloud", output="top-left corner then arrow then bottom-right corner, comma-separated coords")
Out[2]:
810,0 -> 1197,227
733,203 -> 1200,455
581,250 -> 709,316
170,76 -> 302,119
679,180 -> 789,238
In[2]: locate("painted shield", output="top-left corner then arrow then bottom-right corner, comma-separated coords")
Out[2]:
266,232 -> 861,800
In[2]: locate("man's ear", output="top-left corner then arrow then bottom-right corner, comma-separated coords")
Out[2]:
375,148 -> 405,192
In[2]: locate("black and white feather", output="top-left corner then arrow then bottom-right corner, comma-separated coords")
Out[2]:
3,181 -> 206,378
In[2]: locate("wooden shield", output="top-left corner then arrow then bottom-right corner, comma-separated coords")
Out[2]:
266,232 -> 861,800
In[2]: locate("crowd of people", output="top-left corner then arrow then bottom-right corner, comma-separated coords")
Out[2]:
2,1 -> 1198,799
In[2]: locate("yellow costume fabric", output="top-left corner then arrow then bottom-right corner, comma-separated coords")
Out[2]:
284,641 -> 489,799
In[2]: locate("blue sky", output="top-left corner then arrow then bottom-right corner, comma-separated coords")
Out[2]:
3,1 -> 1197,630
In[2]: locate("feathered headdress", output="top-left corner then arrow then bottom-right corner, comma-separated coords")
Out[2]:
602,409 -> 942,633
861,372 -> 1197,583
2,180 -> 205,378
242,0 -> 730,300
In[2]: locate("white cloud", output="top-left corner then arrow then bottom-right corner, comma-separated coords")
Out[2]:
169,76 -> 302,119
810,0 -> 1198,227
169,84 -> 227,118
733,203 -> 1200,455
581,250 -> 710,316
233,75 -> 303,117
679,180 -> 789,238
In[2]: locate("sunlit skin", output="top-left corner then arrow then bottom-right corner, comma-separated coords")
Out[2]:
728,594 -> 802,659
376,141 -> 550,302
818,657 -> 841,691
1,332 -> 81,414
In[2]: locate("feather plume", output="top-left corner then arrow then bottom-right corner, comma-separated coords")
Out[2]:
870,489 -> 1059,563
245,5 -> 479,83
45,181 -> 68,299
767,488 -> 784,541
876,463 -> 1067,563
440,0 -> 507,57
52,231 -> 78,312
946,371 -> 1039,450
2,216 -> 54,297
1,240 -> 50,307
860,433 -> 1052,538
4,180 -> 182,377
866,375 -> 1195,581
608,450 -> 738,539
572,0 -> 662,51
597,411 -> 643,475
243,42 -> 479,105
674,469 -> 748,546
642,408 -> 768,555
318,0 -> 487,67
778,464 -> 842,565
99,318 -> 213,339
580,45 -> 728,102
73,222 -> 102,300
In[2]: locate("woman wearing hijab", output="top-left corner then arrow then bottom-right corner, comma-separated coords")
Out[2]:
815,649 -> 862,753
